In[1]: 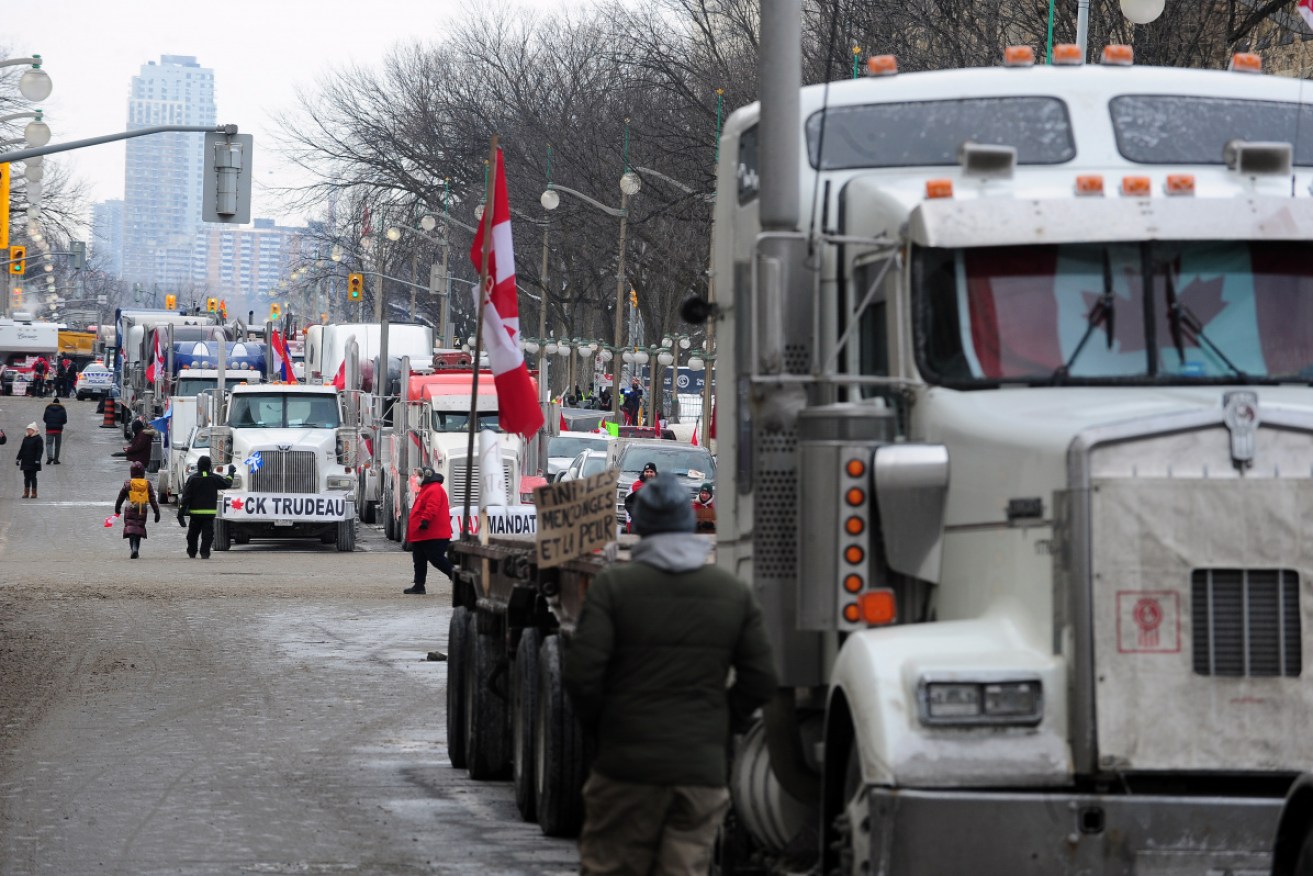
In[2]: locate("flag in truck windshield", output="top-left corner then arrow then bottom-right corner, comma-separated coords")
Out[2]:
469,147 -> 545,439
271,329 -> 297,383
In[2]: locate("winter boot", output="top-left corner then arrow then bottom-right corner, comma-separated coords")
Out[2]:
403,584 -> 427,595
21,487 -> 29,499
29,490 -> 36,499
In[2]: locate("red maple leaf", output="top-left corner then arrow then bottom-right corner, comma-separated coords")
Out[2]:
230,498 -> 244,511
1079,267 -> 1228,354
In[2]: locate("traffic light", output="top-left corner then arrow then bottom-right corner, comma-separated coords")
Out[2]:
348,273 -> 364,300
220,300 -> 228,319
165,294 -> 177,310
207,297 -> 218,313
629,288 -> 638,307
8,245 -> 26,275
271,303 -> 281,319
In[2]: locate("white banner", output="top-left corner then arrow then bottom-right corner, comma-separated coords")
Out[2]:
219,492 -> 350,522
450,505 -> 536,536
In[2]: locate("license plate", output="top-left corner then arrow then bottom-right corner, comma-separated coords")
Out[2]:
273,519 -> 294,527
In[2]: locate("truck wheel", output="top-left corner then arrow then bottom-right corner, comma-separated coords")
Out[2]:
359,471 -> 376,524
465,614 -> 510,780
446,607 -> 471,769
534,634 -> 585,837
336,519 -> 356,552
513,627 -> 542,822
828,746 -> 870,876
213,519 -> 232,551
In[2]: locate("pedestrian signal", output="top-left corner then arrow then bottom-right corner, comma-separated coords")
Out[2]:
8,245 -> 26,275
165,294 -> 177,310
348,273 -> 364,300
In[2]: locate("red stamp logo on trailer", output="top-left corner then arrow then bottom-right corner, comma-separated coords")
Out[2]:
1116,591 -> 1180,653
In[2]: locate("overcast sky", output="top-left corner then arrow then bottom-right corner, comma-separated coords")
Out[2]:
2,0 -> 572,229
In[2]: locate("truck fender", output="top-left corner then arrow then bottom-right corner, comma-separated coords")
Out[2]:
827,616 -> 1070,790
1271,774 -> 1313,876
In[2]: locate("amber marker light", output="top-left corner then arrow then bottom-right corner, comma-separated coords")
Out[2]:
845,487 -> 865,507
859,589 -> 897,626
843,574 -> 864,594
845,545 -> 865,565
846,458 -> 866,478
846,516 -> 865,536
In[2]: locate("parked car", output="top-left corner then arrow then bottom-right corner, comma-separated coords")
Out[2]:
546,431 -> 612,479
606,438 -> 715,526
556,448 -> 610,483
75,362 -> 115,400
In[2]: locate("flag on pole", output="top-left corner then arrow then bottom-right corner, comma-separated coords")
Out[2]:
331,360 -> 346,391
271,329 -> 297,383
691,420 -> 699,446
144,332 -> 162,385
1300,0 -> 1313,29
469,148 -> 545,439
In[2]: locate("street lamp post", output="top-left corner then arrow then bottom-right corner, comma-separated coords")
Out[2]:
541,170 -> 642,422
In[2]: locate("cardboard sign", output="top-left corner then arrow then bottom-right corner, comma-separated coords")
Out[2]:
219,492 -> 350,522
532,469 -> 619,569
450,505 -> 537,536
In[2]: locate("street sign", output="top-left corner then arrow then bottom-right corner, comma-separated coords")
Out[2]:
660,367 -> 709,393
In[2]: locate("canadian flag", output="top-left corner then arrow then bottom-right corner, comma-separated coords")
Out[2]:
331,360 -> 346,391
144,332 -> 162,385
1301,0 -> 1313,29
271,329 -> 297,383
469,148 -> 545,439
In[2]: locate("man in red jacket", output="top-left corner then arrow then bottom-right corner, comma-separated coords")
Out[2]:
404,468 -> 456,595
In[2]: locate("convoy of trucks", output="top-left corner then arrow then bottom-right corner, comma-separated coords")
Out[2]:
434,18 -> 1313,875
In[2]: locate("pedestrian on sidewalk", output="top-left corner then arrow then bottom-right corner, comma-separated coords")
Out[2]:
178,455 -> 233,559
15,423 -> 43,499
43,396 -> 68,464
564,473 -> 778,875
403,468 -> 455,595
114,461 -> 160,559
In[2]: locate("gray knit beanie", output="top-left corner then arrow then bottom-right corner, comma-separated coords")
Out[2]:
632,473 -> 696,536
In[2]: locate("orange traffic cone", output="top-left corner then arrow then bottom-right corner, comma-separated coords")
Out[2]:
100,397 -> 117,429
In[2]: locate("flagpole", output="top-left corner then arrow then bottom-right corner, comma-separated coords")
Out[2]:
464,135 -> 499,541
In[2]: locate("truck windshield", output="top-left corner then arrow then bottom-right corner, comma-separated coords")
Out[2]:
1111,95 -> 1313,166
228,393 -> 341,428
175,378 -> 218,397
431,411 -> 501,432
916,241 -> 1313,386
620,448 -> 716,479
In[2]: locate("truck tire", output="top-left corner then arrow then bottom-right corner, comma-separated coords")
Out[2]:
213,519 -> 232,551
359,470 -> 376,524
383,482 -> 397,541
336,519 -> 356,552
513,627 -> 542,822
465,615 -> 510,780
446,606 -> 471,769
534,634 -> 585,837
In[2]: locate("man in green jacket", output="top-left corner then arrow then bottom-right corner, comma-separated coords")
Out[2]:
564,473 -> 778,875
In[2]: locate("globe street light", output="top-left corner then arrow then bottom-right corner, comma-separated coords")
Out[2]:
0,56 -> 53,102
1120,0 -> 1164,24
541,171 -> 640,422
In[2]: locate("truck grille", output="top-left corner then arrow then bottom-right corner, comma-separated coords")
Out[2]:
1191,569 -> 1301,678
448,461 -> 514,505
250,450 -> 319,494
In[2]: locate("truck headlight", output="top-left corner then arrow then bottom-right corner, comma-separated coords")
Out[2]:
918,678 -> 1042,727
327,475 -> 354,490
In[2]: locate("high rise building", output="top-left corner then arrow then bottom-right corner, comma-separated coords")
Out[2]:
120,55 -> 216,291
196,218 -> 310,308
89,199 -> 125,278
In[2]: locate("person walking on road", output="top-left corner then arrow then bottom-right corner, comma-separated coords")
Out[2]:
177,455 -> 234,559
124,419 -> 155,468
564,472 -> 778,875
31,356 -> 48,398
403,468 -> 455,595
43,396 -> 68,464
114,461 -> 160,559
15,423 -> 43,499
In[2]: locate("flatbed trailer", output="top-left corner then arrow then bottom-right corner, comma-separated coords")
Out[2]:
446,533 -> 640,836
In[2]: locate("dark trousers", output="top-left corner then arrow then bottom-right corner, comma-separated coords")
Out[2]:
22,470 -> 37,491
411,538 -> 454,587
45,432 -> 61,462
186,516 -> 215,557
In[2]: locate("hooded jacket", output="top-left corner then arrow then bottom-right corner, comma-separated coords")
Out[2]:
114,462 -> 160,538
15,432 -> 43,471
407,476 -> 453,542
43,401 -> 68,433
180,457 -> 233,516
563,530 -> 778,787
124,424 -> 156,466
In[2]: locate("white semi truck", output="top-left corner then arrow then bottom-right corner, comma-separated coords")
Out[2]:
208,383 -> 359,552
444,23 -> 1313,875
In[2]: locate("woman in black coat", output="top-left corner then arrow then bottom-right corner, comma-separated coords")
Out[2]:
15,422 -> 43,499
